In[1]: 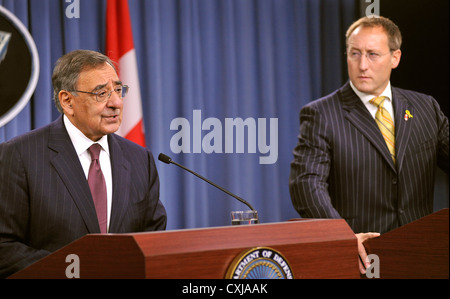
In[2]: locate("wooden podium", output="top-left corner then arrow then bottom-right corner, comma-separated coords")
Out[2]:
363,208 -> 449,279
9,210 -> 448,279
9,219 -> 359,279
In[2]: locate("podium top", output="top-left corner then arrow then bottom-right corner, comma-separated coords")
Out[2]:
9,219 -> 359,279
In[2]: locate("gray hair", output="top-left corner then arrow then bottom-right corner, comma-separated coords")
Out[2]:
52,49 -> 117,113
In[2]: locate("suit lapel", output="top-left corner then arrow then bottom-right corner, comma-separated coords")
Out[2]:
108,134 -> 131,233
392,88 -> 413,172
339,83 -> 397,172
48,117 -> 100,233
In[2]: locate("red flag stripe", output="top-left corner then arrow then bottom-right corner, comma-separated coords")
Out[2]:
106,0 -> 134,63
124,119 -> 146,146
106,0 -> 146,147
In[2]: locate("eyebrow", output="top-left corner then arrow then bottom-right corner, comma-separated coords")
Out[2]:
91,80 -> 123,92
348,47 -> 381,53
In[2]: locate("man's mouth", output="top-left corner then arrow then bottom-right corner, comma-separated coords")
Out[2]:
102,115 -> 120,122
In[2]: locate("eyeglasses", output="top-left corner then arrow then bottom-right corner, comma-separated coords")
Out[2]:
71,85 -> 129,102
346,51 -> 391,63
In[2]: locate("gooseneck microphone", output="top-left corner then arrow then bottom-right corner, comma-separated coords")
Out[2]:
158,153 -> 256,211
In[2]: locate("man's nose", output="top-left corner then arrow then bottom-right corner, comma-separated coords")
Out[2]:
359,54 -> 370,71
106,91 -> 123,108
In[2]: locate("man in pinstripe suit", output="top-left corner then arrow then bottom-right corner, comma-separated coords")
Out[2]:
289,17 -> 449,274
0,50 -> 167,278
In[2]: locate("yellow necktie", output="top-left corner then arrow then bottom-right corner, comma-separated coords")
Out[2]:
370,96 -> 396,165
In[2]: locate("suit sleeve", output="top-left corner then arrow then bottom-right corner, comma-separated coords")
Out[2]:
0,141 -> 51,278
289,104 -> 342,219
142,151 -> 167,231
434,98 -> 449,175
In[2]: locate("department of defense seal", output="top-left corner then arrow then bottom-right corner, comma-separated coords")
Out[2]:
226,247 -> 294,279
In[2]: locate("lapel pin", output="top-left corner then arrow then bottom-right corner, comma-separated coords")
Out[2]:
404,110 -> 413,121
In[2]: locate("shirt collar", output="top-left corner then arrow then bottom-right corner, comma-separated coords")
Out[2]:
349,80 -> 393,104
63,115 -> 110,157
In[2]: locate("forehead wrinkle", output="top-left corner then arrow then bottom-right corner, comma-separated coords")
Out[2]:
91,82 -> 108,91
78,63 -> 120,91
349,27 -> 389,51
90,80 -> 123,92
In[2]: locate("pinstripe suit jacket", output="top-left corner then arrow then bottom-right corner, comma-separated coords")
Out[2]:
289,82 -> 449,234
0,116 -> 167,278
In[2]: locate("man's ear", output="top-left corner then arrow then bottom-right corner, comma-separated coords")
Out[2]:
391,49 -> 401,69
59,90 -> 74,115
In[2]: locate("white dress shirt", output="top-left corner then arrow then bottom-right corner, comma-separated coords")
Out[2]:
63,115 -> 112,232
350,81 -> 395,126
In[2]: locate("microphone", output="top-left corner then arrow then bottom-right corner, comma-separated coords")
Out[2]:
158,153 -> 256,211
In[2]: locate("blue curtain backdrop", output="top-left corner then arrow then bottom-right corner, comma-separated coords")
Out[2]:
0,0 -> 371,230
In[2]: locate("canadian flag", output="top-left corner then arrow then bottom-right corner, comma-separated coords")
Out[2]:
106,0 -> 146,147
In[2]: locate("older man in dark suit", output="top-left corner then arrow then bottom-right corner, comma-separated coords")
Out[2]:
289,16 -> 449,274
0,50 -> 167,278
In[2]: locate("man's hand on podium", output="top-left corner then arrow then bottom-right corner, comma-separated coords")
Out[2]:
355,232 -> 380,274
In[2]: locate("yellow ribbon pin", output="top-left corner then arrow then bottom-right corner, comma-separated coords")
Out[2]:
405,110 -> 413,118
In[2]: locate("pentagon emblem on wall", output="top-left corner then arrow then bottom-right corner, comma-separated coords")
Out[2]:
0,6 -> 39,127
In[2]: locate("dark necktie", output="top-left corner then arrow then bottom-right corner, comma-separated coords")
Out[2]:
87,143 -> 107,233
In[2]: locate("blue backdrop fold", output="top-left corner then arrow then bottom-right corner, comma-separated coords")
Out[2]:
1,0 -> 367,229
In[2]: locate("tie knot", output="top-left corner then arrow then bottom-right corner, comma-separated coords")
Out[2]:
370,96 -> 386,107
88,143 -> 102,160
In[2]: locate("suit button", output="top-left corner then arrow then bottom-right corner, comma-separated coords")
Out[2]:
398,209 -> 404,214
392,178 -> 398,184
